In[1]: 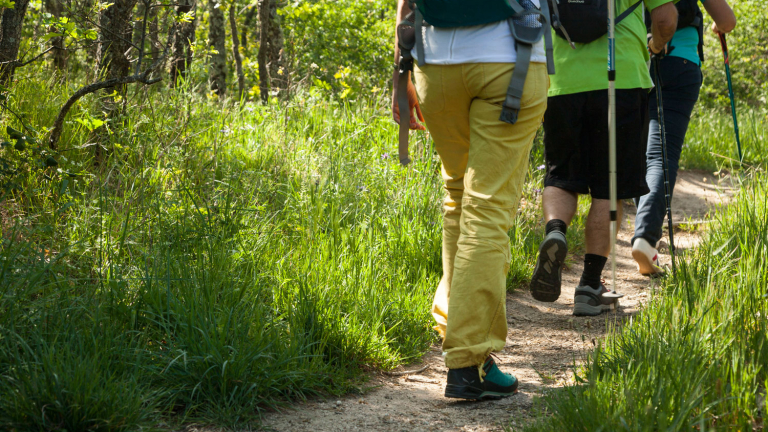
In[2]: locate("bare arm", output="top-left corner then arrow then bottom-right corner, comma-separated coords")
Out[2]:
702,0 -> 736,34
649,2 -> 678,54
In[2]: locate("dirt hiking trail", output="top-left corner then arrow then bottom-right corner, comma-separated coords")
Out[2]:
257,170 -> 737,432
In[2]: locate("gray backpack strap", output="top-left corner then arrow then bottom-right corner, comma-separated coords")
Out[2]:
397,72 -> 412,166
415,8 -> 426,65
539,0 -> 555,74
396,12 -> 417,166
507,0 -> 525,14
500,4 -> 547,124
500,35 -> 532,125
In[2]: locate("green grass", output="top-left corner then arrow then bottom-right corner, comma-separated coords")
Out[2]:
681,107 -> 768,171
522,172 -> 768,431
0,73 -> 555,428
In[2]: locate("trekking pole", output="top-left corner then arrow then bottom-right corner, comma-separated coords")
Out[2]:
718,33 -> 743,164
607,0 -> 619,293
652,56 -> 677,278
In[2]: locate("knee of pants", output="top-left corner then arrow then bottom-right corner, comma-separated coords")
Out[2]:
459,199 -> 514,250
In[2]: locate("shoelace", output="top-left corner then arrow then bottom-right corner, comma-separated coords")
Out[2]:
477,353 -> 503,383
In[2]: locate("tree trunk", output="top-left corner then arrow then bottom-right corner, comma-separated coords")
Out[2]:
96,0 -> 138,86
229,4 -> 245,100
45,0 -> 68,71
266,0 -> 284,96
149,6 -> 159,60
257,0 -> 283,103
94,0 -> 138,162
0,0 -> 31,84
170,0 -> 196,85
208,0 -> 226,96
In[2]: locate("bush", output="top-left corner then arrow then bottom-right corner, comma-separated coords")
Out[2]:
700,0 -> 768,109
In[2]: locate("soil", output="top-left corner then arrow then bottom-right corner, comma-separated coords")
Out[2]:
257,170 -> 737,432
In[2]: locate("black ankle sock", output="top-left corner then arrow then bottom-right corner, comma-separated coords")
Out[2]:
579,254 -> 607,288
545,219 -> 568,236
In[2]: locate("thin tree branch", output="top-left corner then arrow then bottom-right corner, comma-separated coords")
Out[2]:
17,47 -> 56,68
229,1 -> 245,100
137,0 -> 152,74
48,59 -> 165,150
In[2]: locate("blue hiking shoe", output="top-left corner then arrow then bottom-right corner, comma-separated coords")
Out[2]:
444,356 -> 518,400
530,230 -> 568,302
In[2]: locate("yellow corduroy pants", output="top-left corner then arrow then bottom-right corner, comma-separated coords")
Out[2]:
414,62 -> 548,369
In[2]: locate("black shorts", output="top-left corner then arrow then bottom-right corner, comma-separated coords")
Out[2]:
543,89 -> 650,200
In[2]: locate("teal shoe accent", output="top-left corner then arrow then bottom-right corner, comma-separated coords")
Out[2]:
483,357 -> 517,388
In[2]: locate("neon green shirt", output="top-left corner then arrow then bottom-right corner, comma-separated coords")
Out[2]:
549,0 -> 675,96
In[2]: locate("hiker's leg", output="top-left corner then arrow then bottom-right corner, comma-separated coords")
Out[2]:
541,92 -> 590,229
634,57 -> 702,247
414,64 -> 472,338
528,92 -> 589,303
581,89 -> 649,281
585,198 -> 624,257
442,63 -> 548,369
542,186 -> 578,225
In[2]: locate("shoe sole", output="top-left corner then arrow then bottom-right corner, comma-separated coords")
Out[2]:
444,383 -> 519,400
530,234 -> 567,302
572,300 -> 618,317
631,248 -> 664,278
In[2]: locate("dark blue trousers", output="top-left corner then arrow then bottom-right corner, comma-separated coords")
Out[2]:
633,56 -> 702,247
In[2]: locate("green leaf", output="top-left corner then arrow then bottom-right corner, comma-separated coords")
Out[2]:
41,32 -> 65,42
6,126 -> 23,140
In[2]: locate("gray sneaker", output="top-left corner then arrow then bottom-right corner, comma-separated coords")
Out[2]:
573,284 -> 624,316
529,231 -> 568,302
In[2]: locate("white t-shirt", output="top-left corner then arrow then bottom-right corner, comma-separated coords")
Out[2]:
412,0 -> 547,65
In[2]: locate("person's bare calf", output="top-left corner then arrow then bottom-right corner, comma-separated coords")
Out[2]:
543,186 -> 578,225
585,198 -> 623,258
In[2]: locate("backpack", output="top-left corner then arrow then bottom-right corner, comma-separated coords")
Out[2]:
413,0 -> 537,27
395,0 -> 555,165
549,0 -> 644,46
645,0 -> 705,62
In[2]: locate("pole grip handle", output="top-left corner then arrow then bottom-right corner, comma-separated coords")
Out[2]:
718,33 -> 728,63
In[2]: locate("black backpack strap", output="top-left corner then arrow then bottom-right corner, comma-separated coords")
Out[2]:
696,10 -> 705,62
616,0 -> 643,26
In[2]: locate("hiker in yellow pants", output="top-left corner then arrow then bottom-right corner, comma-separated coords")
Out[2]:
392,0 -> 549,399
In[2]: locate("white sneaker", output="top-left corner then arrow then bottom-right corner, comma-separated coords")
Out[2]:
632,238 -> 664,277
